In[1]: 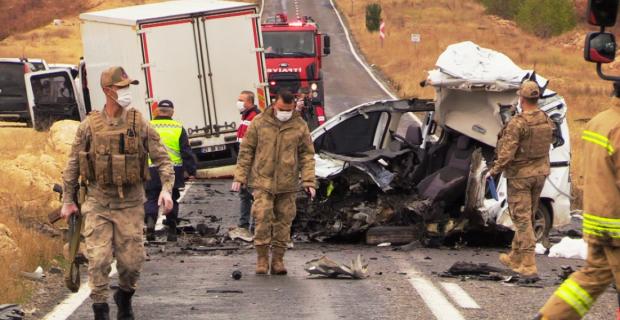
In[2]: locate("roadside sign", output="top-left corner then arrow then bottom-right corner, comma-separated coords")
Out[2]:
411,33 -> 421,43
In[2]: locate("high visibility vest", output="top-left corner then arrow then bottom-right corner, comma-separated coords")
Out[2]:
149,118 -> 183,165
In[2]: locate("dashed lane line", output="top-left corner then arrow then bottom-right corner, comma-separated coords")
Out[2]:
440,282 -> 481,309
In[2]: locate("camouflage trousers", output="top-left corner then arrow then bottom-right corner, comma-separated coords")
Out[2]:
82,198 -> 146,303
507,176 -> 546,255
540,243 -> 620,319
252,190 -> 297,248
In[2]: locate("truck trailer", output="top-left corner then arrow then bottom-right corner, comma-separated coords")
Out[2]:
25,0 -> 269,167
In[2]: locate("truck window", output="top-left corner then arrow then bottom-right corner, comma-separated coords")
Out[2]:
263,31 -> 315,57
0,62 -> 27,100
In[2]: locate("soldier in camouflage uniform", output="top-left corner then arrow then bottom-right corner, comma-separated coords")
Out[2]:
60,66 -> 174,320
486,80 -> 555,279
232,90 -> 316,275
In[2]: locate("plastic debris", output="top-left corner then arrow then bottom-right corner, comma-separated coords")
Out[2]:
377,242 -> 391,247
548,237 -> 587,260
535,243 -> 548,255
304,255 -> 369,279
228,227 -> 253,242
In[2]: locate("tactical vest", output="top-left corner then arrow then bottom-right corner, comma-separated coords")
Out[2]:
514,112 -> 555,162
78,109 -> 148,198
149,118 -> 183,165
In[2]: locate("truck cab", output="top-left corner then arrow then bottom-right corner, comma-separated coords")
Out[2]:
262,13 -> 330,129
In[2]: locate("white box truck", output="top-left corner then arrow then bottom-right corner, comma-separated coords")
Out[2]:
26,0 -> 269,167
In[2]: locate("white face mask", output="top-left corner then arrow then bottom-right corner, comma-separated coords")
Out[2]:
276,109 -> 293,122
115,87 -> 132,108
236,100 -> 246,112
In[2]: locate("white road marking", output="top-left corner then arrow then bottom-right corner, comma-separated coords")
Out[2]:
440,282 -> 481,309
406,269 -> 465,320
43,262 -> 118,320
327,0 -> 397,100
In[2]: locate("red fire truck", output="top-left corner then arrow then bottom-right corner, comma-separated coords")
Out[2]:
261,13 -> 330,130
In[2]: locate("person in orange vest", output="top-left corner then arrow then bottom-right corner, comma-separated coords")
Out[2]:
536,83 -> 620,320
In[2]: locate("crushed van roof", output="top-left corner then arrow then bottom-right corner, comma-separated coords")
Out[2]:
427,41 -> 549,92
80,0 -> 255,26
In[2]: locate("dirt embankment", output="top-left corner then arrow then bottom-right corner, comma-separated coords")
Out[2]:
0,121 -> 78,306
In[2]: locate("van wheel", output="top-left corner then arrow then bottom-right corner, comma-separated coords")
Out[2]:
533,201 -> 552,243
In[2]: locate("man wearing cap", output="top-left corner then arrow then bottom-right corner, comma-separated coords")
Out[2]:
144,99 -> 197,242
60,66 -> 174,320
485,80 -> 555,279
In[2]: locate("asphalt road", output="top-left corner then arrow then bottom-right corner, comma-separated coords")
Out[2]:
52,1 -> 617,319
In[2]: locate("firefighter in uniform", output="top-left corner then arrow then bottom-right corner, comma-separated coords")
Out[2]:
486,80 -> 555,278
236,90 -> 260,233
60,66 -> 174,320
232,90 -> 316,275
144,99 -> 196,242
536,88 -> 620,320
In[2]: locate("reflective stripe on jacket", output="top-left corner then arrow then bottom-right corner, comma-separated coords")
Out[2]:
581,101 -> 620,246
150,118 -> 183,165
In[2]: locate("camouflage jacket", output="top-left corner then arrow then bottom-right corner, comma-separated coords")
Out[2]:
62,107 -> 174,209
234,107 -> 316,194
489,109 -> 554,178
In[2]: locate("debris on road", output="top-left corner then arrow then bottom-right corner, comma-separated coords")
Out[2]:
377,242 -> 391,247
445,261 -> 505,277
548,237 -> 587,260
0,304 -> 24,320
558,265 -> 575,280
182,246 -> 240,253
366,226 -> 418,245
228,227 -> 254,242
304,255 -> 369,279
535,243 -> 548,255
232,270 -> 242,280
20,266 -> 45,281
206,289 -> 243,294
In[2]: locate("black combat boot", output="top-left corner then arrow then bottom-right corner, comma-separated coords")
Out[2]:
92,303 -> 110,320
167,220 -> 177,242
146,216 -> 155,242
113,289 -> 135,320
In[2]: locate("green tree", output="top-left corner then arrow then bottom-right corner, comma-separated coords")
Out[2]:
516,0 -> 576,37
480,0 -> 522,19
365,3 -> 382,32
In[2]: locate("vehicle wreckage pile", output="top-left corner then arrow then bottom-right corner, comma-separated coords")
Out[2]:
292,42 -> 573,246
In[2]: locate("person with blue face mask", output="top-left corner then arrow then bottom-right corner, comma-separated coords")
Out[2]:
231,90 -> 316,276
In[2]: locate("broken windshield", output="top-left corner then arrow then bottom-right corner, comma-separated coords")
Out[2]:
263,31 -> 315,57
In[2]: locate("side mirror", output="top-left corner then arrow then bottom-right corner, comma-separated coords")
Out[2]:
587,0 -> 619,26
323,35 -> 331,55
584,32 -> 617,63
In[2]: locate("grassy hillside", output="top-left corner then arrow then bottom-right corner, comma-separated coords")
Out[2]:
334,0 -> 616,204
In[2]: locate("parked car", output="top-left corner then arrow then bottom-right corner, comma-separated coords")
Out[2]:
0,58 -> 47,125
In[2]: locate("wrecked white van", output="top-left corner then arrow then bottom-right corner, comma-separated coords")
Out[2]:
297,42 -> 571,243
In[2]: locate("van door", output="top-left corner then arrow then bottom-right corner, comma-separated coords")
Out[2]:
25,70 -> 83,130
139,18 -> 208,135
198,9 -> 267,142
